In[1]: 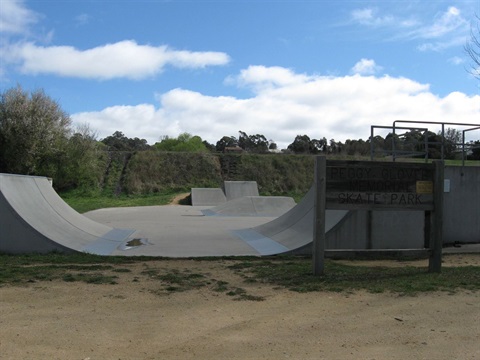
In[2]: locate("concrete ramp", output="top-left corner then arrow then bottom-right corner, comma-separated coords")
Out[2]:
191,188 -> 226,206
224,181 -> 259,201
202,196 -> 296,217
233,186 -> 349,254
0,174 -> 135,254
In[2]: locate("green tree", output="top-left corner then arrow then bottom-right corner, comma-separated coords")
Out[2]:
0,85 -> 71,176
59,124 -> 104,191
215,136 -> 238,152
238,131 -> 269,153
202,140 -> 216,152
288,135 -> 313,153
442,127 -> 462,159
101,131 -> 149,151
288,135 -> 328,154
469,140 -> 480,160
155,133 -> 208,152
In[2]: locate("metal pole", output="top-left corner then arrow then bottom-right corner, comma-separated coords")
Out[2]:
392,124 -> 396,162
370,126 -> 374,161
313,156 -> 326,276
429,160 -> 444,273
441,124 -> 445,161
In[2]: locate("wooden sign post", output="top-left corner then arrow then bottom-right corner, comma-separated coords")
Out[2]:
313,157 -> 444,276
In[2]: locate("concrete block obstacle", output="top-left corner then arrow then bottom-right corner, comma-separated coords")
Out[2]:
191,180 -> 259,205
201,196 -> 296,217
223,181 -> 259,201
191,188 -> 226,206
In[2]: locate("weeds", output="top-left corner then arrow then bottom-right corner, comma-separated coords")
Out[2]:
1,254 -> 479,298
228,257 -> 480,296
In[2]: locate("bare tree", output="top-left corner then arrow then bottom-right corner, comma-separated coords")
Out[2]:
465,15 -> 480,80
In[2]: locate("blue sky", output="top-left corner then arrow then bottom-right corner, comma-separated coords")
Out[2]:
1,0 -> 479,148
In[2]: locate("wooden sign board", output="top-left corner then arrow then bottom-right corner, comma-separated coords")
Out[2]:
326,161 -> 435,210
313,157 -> 443,276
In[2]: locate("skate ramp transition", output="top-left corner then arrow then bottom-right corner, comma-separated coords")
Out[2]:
0,173 -> 135,254
233,186 -> 350,254
201,196 -> 296,217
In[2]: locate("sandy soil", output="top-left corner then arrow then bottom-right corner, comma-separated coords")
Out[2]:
1,254 -> 479,360
169,193 -> 191,205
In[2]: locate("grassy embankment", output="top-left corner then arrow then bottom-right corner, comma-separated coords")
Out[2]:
61,152 -> 316,212
62,151 -> 479,213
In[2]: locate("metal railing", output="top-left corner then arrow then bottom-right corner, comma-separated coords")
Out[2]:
370,120 -> 480,165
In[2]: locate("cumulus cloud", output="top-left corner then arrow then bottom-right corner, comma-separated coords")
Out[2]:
4,40 -> 230,80
351,59 -> 383,75
72,65 -> 480,148
226,65 -> 312,93
0,0 -> 39,35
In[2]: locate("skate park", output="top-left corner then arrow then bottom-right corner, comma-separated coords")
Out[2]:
0,164 -> 479,257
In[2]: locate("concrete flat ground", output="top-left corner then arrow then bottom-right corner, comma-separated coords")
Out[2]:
85,205 -> 278,257
86,204 -> 480,258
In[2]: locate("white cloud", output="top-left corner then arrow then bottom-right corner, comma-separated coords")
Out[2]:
0,0 -> 39,35
351,8 -> 394,27
414,7 -> 466,39
412,7 -> 469,52
448,56 -> 464,65
226,65 -> 311,93
75,13 -> 91,27
72,66 -> 480,149
4,40 -> 231,80
351,5 -> 470,52
351,59 -> 383,75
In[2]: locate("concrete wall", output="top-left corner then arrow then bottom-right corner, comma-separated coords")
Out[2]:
326,210 -> 425,250
443,166 -> 480,244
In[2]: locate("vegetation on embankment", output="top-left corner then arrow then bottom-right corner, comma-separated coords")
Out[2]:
61,152 -> 316,207
59,150 -> 480,213
123,152 -> 314,195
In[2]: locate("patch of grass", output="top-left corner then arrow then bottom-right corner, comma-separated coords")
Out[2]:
0,264 -> 119,285
0,252 -> 161,266
226,287 -> 265,301
142,268 -> 209,293
212,280 -> 229,292
61,273 -> 118,284
2,254 -> 479,298
228,257 -> 480,296
142,266 -> 264,300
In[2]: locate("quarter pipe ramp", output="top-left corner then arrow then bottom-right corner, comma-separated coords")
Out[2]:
0,174 -> 135,254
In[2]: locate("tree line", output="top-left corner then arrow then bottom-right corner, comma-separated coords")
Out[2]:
1,86 -> 479,192
106,128 -> 480,161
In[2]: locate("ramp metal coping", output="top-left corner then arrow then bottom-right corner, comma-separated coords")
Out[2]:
232,229 -> 289,255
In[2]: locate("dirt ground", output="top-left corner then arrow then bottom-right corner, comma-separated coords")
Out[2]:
1,254 -> 479,360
